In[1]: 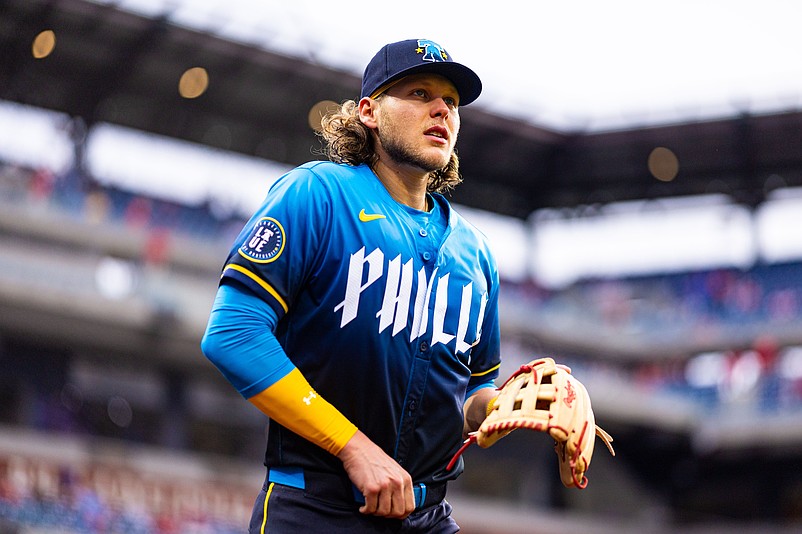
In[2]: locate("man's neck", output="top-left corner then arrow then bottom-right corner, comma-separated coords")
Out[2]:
371,159 -> 429,212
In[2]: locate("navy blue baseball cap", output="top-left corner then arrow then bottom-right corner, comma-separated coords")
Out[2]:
361,39 -> 482,106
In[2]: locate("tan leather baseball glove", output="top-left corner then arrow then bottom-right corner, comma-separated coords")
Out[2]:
448,357 -> 615,489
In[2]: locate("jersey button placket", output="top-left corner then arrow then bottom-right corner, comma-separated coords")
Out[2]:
419,227 -> 433,262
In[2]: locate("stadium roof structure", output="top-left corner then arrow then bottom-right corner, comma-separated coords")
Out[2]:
3,0 -> 802,218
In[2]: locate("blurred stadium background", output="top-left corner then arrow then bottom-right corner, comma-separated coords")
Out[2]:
2,1 -> 802,532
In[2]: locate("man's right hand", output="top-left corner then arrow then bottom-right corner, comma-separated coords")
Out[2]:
336,430 -> 415,519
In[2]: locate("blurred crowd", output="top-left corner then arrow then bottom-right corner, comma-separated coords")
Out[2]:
505,265 -> 802,415
0,161 -> 244,249
0,464 -> 243,534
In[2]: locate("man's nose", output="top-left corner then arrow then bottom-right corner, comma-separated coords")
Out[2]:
431,98 -> 450,117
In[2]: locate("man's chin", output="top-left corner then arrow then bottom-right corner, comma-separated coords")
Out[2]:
419,152 -> 452,173
382,144 -> 451,174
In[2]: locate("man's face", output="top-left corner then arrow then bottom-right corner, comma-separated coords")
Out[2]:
370,73 -> 461,173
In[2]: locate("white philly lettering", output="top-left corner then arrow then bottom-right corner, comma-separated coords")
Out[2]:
454,282 -> 474,355
471,291 -> 489,360
410,267 -> 437,342
334,247 -> 384,327
334,249 -> 487,353
376,254 -> 414,336
431,273 -> 456,347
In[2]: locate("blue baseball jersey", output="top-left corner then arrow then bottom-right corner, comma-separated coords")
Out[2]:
221,160 -> 501,483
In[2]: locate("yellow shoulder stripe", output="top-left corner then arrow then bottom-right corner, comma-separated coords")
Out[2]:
471,363 -> 501,377
223,264 -> 289,313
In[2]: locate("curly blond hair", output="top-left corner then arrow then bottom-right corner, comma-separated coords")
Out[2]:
317,100 -> 462,194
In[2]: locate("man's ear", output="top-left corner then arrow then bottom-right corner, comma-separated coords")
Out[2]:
358,97 -> 379,129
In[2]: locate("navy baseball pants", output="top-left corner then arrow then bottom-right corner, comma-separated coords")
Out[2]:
248,469 -> 459,533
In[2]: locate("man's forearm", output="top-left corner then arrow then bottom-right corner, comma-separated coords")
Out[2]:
462,387 -> 498,439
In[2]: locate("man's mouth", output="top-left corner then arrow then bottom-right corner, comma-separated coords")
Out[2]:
425,126 -> 448,141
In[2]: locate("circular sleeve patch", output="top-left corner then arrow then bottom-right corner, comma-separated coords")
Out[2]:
238,217 -> 286,263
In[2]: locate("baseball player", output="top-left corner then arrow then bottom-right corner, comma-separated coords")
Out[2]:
201,38 -> 501,533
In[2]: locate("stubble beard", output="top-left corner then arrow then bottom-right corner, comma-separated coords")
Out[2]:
377,126 -> 451,174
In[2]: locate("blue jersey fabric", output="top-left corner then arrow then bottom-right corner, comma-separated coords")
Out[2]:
218,161 -> 501,484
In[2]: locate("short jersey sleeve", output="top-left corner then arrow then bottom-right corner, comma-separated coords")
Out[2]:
220,165 -> 331,318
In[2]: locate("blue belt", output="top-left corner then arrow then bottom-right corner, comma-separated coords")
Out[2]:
267,467 -> 447,511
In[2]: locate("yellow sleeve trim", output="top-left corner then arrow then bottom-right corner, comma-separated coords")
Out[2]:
223,264 -> 289,313
471,363 -> 501,377
248,368 -> 358,456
